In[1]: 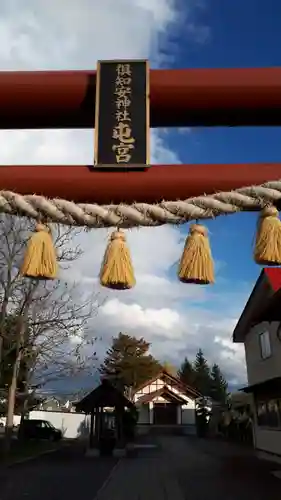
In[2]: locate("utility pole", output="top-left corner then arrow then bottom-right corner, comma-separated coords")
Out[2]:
4,285 -> 36,453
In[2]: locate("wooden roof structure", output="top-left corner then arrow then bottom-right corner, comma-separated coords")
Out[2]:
134,369 -> 201,399
136,386 -> 187,405
75,379 -> 135,414
240,376 -> 281,396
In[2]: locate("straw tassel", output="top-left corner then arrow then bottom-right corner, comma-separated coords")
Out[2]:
100,230 -> 136,289
178,224 -> 214,284
254,206 -> 281,265
20,223 -> 58,279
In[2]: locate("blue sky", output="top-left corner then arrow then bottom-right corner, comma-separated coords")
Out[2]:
173,0 -> 281,69
164,0 -> 281,301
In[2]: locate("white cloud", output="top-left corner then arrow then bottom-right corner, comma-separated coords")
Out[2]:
90,293 -> 247,385
0,0 -> 178,70
0,0 -> 247,385
102,299 -> 181,333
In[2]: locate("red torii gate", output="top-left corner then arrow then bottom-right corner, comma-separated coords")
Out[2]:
1,65 -> 281,287
1,67 -> 281,204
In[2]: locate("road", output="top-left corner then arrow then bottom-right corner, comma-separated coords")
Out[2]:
0,436 -> 280,500
161,436 -> 281,500
91,436 -> 281,500
0,442 -> 117,500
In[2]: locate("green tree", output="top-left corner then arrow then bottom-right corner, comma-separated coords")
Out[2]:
178,357 -> 195,386
162,361 -> 177,377
99,332 -> 161,394
193,349 -> 211,395
210,363 -> 228,403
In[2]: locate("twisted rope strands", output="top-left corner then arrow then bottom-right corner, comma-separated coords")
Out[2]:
1,181 -> 281,228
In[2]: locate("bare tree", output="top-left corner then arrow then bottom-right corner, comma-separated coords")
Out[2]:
22,281 -> 101,390
0,214 -> 103,450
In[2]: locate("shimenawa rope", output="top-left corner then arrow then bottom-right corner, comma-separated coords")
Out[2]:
1,180 -> 281,229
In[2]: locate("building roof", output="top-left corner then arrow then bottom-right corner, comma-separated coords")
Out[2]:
134,369 -> 201,398
233,268 -> 281,343
136,386 -> 187,405
74,379 -> 135,413
240,376 -> 281,394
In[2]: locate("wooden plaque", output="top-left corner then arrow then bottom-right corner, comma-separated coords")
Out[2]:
94,60 -> 150,169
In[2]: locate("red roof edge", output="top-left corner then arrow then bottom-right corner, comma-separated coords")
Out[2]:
264,268 -> 281,292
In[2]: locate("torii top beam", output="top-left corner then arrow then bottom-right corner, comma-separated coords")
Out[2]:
1,67 -> 281,129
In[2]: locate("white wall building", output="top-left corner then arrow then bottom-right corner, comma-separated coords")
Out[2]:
233,268 -> 281,463
0,411 -> 90,439
133,369 -> 200,434
1,370 -> 200,439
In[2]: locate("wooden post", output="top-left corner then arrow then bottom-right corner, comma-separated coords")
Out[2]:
89,412 -> 94,448
94,407 -> 101,442
115,404 -> 125,448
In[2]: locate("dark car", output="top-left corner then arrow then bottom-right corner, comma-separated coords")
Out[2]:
18,419 -> 62,441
